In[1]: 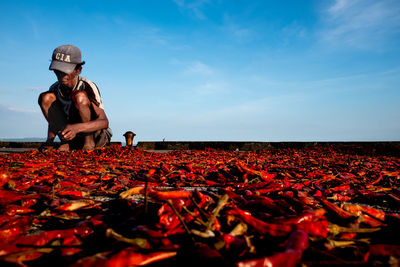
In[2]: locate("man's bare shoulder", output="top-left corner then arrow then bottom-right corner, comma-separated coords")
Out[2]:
79,77 -> 99,90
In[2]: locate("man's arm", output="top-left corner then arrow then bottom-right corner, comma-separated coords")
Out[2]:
61,103 -> 109,141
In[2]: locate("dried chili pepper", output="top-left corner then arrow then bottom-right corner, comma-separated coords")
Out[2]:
3,205 -> 34,216
0,172 -> 10,187
317,197 -> 356,220
104,248 -> 176,267
342,204 -> 385,221
236,230 -> 309,267
229,207 -> 292,236
0,216 -> 31,242
147,189 -> 191,201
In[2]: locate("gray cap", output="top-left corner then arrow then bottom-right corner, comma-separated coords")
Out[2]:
49,45 -> 85,74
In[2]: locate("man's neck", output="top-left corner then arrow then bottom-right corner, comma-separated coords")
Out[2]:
59,76 -> 79,97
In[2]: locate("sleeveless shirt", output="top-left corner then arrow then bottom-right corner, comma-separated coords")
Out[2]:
49,76 -> 104,120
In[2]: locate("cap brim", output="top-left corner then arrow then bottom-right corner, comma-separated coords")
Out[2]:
49,60 -> 76,74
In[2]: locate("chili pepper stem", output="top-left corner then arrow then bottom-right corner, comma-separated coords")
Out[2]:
206,194 -> 229,231
106,228 -> 149,249
0,248 -> 54,260
189,195 -> 210,219
328,223 -> 381,234
166,199 -> 193,240
182,206 -> 208,227
144,176 -> 149,217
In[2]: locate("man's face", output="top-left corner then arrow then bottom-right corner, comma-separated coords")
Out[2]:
54,69 -> 78,89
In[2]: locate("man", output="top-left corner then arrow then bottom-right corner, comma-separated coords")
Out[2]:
38,45 -> 112,151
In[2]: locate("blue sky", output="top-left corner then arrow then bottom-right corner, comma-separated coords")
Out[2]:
0,0 -> 399,142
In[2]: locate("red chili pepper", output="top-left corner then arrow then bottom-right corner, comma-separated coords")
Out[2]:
205,180 -> 219,186
244,195 -> 286,215
61,247 -> 83,256
222,234 -> 246,250
342,204 -> 385,221
318,197 -> 356,220
15,224 -> 93,247
272,209 -> 326,224
230,207 -> 292,236
20,197 -> 38,208
357,189 -> 384,200
254,183 -> 288,194
58,190 -> 84,197
192,189 -> 209,206
0,172 -> 10,187
104,248 -> 177,267
297,191 -> 319,207
283,191 -> 294,198
340,232 -> 357,239
331,193 -> 352,202
157,203 -> 181,230
387,193 -> 400,205
237,161 -> 276,181
3,205 -> 35,216
369,244 -> 400,258
362,214 -> 386,227
324,184 -> 350,194
0,249 -> 47,264
147,189 -> 191,201
136,225 -> 166,238
368,174 -> 383,186
236,230 -> 309,267
0,216 -> 32,242
0,215 -> 12,226
148,168 -> 156,177
0,190 -> 26,205
296,220 -> 328,238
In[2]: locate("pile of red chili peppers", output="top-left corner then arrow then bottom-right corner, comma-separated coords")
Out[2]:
0,146 -> 399,266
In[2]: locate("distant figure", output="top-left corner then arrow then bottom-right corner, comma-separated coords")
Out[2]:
163,138 -> 165,142
38,45 -> 112,151
123,131 -> 136,147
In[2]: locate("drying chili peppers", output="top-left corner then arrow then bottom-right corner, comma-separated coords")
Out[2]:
0,145 -> 399,266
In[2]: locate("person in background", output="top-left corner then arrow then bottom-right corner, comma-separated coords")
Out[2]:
38,45 -> 112,151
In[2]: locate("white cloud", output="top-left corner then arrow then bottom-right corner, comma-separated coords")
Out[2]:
0,103 -> 44,138
328,0 -> 354,14
0,103 -> 39,114
27,87 -> 44,92
225,22 -> 251,39
196,93 -> 305,120
221,14 -> 254,43
320,0 -> 400,50
282,22 -> 307,39
185,61 -> 214,75
173,0 -> 210,20
138,26 -> 169,46
193,81 -> 228,95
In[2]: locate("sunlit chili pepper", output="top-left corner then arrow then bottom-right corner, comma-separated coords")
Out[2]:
272,209 -> 326,224
236,230 -> 309,267
15,224 -> 93,247
317,197 -> 356,220
0,144 -> 399,266
0,216 -> 32,242
229,207 -> 292,236
0,172 -> 10,187
104,247 -> 177,267
3,205 -> 34,216
342,204 -> 385,221
324,184 -> 351,194
147,189 -> 191,201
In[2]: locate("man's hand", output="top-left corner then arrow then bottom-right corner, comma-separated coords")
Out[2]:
60,124 -> 80,141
